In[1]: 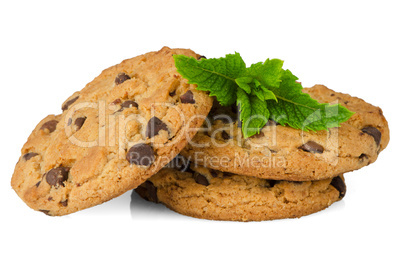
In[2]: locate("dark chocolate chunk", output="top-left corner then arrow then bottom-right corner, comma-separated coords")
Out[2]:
39,210 -> 50,215
359,153 -> 368,162
361,127 -> 381,146
298,141 -> 324,154
74,117 -> 87,131
60,200 -> 68,207
111,98 -> 122,105
135,186 -> 149,200
115,73 -> 131,85
35,181 -> 41,187
193,172 -> 209,186
121,100 -> 138,109
45,167 -> 70,187
146,117 -> 168,138
221,130 -> 230,140
145,181 -> 158,203
180,90 -> 195,104
126,143 -> 155,166
40,120 -> 58,133
23,152 -> 38,161
62,96 -> 79,111
330,176 -> 347,199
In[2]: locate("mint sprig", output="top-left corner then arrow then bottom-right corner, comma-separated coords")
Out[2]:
173,53 -> 245,106
174,53 -> 354,138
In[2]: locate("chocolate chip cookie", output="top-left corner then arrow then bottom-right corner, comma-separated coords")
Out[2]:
11,47 -> 213,216
180,85 -> 389,181
135,165 -> 346,221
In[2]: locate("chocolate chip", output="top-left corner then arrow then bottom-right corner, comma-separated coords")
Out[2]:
114,100 -> 138,113
115,73 -> 131,85
135,182 -> 158,203
111,98 -> 122,105
74,117 -> 86,131
35,181 -> 41,187
126,143 -> 155,166
62,96 -> 79,111
60,200 -> 68,207
169,90 -> 176,97
221,130 -> 230,140
23,152 -> 38,161
180,90 -> 195,104
40,120 -> 58,133
330,176 -> 346,199
359,153 -> 368,162
146,117 -> 168,138
298,141 -> 324,154
46,167 -> 70,187
39,210 -> 50,215
135,186 -> 148,200
193,172 -> 209,186
145,181 -> 158,203
198,55 -> 207,60
121,100 -> 138,109
361,127 -> 381,146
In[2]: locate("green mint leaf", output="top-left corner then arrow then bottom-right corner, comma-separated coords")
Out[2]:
247,58 -> 284,88
236,88 -> 270,138
235,77 -> 253,94
252,85 -> 277,102
174,52 -> 355,138
268,69 -> 355,131
174,53 -> 246,106
236,77 -> 277,102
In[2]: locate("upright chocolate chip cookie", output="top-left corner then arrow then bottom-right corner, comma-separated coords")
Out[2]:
134,165 -> 346,221
11,47 -> 213,216
180,85 -> 389,181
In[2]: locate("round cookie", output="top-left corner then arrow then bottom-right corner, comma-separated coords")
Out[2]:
135,165 -> 346,222
11,47 -> 213,216
180,85 -> 389,181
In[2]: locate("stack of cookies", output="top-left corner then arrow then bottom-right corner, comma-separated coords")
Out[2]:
135,85 -> 389,221
11,47 -> 389,221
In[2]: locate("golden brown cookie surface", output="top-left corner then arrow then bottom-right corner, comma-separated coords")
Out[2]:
135,165 -> 346,222
181,85 -> 389,181
11,47 -> 213,216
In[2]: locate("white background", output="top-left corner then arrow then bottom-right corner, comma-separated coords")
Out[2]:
1,1 -> 401,265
